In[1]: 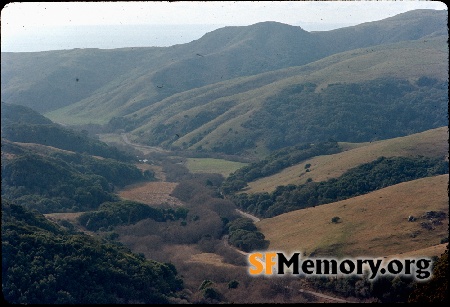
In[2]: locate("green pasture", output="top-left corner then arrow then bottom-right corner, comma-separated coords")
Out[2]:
185,158 -> 247,177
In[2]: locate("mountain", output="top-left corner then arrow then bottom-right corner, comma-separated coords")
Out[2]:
45,35 -> 446,156
1,10 -> 447,144
1,23 -> 327,118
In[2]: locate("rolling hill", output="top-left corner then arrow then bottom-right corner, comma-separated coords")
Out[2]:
4,9 -> 445,116
244,126 -> 448,193
1,102 -> 131,161
1,102 -> 154,213
256,174 -> 448,258
1,8 -> 448,303
118,35 -> 447,155
1,10 -> 447,157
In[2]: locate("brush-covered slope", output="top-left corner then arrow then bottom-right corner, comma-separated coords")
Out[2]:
0,102 -> 54,126
2,200 -> 183,304
1,138 -> 153,213
1,9 -> 446,131
257,174 -> 449,257
244,126 -> 448,193
1,102 -> 130,161
1,102 -> 154,213
125,35 -> 447,154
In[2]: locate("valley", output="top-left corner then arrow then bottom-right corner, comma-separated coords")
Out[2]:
2,8 -> 448,304
93,126 -> 448,303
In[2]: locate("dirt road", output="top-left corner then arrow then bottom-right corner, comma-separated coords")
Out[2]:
121,133 -> 168,154
235,209 -> 260,222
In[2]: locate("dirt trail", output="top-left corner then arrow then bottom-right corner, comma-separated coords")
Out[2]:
121,133 -> 169,155
235,209 -> 260,222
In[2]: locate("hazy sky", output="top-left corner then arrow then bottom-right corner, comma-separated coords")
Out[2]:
1,1 -> 447,52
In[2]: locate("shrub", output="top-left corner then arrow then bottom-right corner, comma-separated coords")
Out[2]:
228,280 -> 239,289
331,216 -> 341,223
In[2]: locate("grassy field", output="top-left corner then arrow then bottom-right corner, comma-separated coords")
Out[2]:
185,158 -> 248,177
257,174 -> 449,258
117,181 -> 184,207
385,243 -> 447,261
244,127 -> 448,194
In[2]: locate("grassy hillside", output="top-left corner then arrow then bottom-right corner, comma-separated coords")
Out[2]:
1,48 -> 164,114
1,10 -> 446,133
314,9 -> 448,52
185,158 -> 248,177
385,243 -> 447,261
257,174 -> 448,258
245,126 -> 448,193
123,35 -> 447,155
2,22 -> 328,122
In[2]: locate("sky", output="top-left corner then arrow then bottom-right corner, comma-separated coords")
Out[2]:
1,1 -> 448,52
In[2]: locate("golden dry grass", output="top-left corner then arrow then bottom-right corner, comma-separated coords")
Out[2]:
186,252 -> 240,269
385,243 -> 448,261
185,158 -> 248,177
257,174 -> 448,258
117,181 -> 184,207
245,127 -> 448,193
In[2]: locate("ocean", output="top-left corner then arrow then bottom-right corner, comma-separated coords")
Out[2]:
1,24 -> 225,53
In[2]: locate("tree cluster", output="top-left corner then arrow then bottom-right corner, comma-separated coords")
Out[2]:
2,200 -> 183,304
225,217 -> 269,252
78,200 -> 188,231
243,77 -> 447,151
1,143 -> 151,213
